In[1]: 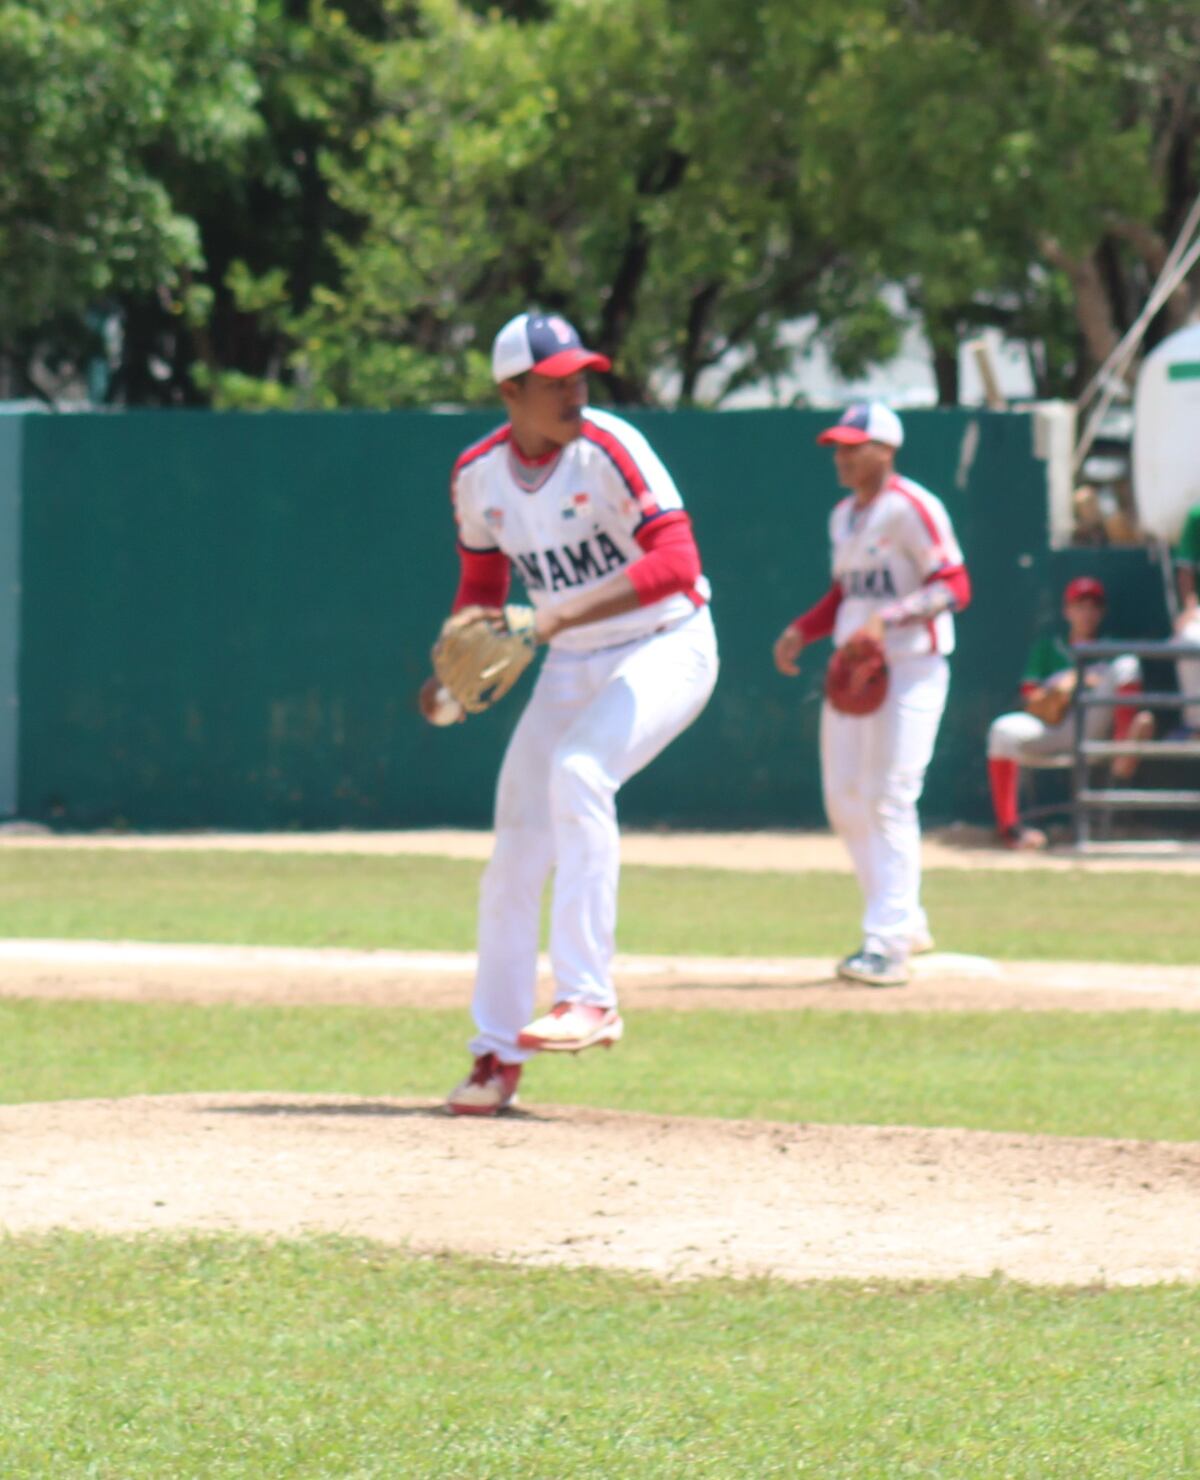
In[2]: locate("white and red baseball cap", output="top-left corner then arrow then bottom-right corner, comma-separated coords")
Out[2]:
817,401 -> 905,449
491,312 -> 612,383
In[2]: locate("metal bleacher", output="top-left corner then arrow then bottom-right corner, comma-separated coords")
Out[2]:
1068,638 -> 1200,850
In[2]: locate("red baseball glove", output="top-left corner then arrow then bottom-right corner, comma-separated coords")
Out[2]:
825,636 -> 889,716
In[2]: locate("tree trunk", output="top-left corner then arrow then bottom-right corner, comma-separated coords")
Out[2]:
1040,238 -> 1122,388
678,282 -> 722,404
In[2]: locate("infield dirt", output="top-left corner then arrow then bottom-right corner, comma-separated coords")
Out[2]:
3,829 -> 1198,1285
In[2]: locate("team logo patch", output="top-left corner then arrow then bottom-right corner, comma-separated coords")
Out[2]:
562,491 -> 592,520
484,507 -> 504,529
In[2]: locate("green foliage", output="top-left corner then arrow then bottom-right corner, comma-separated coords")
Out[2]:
275,0 -> 868,405
0,0 -> 260,338
241,0 -> 1197,405
181,0 -> 383,407
1,0 -> 1196,403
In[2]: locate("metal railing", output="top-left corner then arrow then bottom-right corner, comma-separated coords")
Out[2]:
1070,638 -> 1200,848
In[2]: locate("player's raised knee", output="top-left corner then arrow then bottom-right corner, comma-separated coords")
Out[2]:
550,748 -> 612,810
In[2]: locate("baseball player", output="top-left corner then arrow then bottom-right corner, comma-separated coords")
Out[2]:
772,402 -> 971,987
1171,503 -> 1200,735
987,575 -> 1154,849
419,311 -> 719,1114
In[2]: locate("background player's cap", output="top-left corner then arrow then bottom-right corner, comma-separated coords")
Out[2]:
816,401 -> 905,449
1063,575 -> 1106,605
491,312 -> 611,382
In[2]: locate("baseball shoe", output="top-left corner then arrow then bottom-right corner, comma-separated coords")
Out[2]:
1110,710 -> 1155,781
836,950 -> 909,988
445,1053 -> 522,1116
517,1001 -> 624,1054
1000,824 -> 1047,851
909,927 -> 936,956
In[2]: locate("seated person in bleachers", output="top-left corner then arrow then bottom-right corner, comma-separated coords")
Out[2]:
1172,504 -> 1200,737
986,576 -> 1154,849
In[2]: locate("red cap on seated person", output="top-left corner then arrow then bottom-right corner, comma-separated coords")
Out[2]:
1063,576 -> 1106,606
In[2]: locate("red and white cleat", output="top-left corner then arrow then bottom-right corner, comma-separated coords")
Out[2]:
517,1001 -> 624,1054
445,1053 -> 522,1116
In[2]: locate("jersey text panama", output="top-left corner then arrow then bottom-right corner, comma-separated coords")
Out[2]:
451,406 -> 708,653
843,566 -> 898,599
513,532 -> 629,593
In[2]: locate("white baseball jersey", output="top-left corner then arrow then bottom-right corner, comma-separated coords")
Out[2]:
451,407 -> 710,653
829,473 -> 964,659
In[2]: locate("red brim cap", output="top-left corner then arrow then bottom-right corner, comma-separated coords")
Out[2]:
532,348 -> 612,377
816,427 -> 872,446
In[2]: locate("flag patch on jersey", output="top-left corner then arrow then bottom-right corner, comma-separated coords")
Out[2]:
562,491 -> 591,520
484,506 -> 504,529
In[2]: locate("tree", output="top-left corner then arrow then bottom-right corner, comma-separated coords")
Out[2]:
0,0 -> 261,402
230,0 -> 894,407
5,0 -> 1194,407
1035,0 -> 1200,384
235,0 -> 1198,407
790,0 -> 1182,400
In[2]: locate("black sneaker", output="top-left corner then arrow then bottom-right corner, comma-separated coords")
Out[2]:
836,949 -> 909,987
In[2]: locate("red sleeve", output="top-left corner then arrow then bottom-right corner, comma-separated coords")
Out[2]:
452,544 -> 510,612
931,563 -> 972,612
790,583 -> 842,643
627,511 -> 703,606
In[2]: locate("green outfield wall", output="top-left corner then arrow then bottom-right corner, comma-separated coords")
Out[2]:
1,407 -> 1171,831
0,415 -> 21,819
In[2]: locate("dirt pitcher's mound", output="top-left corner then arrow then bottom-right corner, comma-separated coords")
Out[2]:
4,1094 -> 1198,1286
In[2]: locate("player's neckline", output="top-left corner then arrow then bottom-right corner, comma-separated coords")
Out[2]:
508,443 -> 563,492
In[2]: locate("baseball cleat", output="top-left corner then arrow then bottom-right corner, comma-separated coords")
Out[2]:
836,950 -> 909,988
1001,824 -> 1048,851
445,1053 -> 522,1116
517,1001 -> 624,1054
909,927 -> 936,956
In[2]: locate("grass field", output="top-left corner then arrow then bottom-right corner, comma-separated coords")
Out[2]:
1,848 -> 1198,962
3,998 -> 1200,1140
1,1236 -> 1196,1479
2,845 -> 1198,1477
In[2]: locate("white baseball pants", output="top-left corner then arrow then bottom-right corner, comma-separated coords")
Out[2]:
986,655 -> 1141,760
470,606 -> 718,1062
1177,610 -> 1200,732
820,653 -> 948,961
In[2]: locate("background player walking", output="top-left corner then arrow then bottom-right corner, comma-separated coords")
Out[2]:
419,311 -> 719,1113
772,403 -> 971,987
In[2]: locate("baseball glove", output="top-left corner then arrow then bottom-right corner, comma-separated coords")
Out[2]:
825,636 -> 889,716
1024,673 -> 1077,727
432,604 -> 537,714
